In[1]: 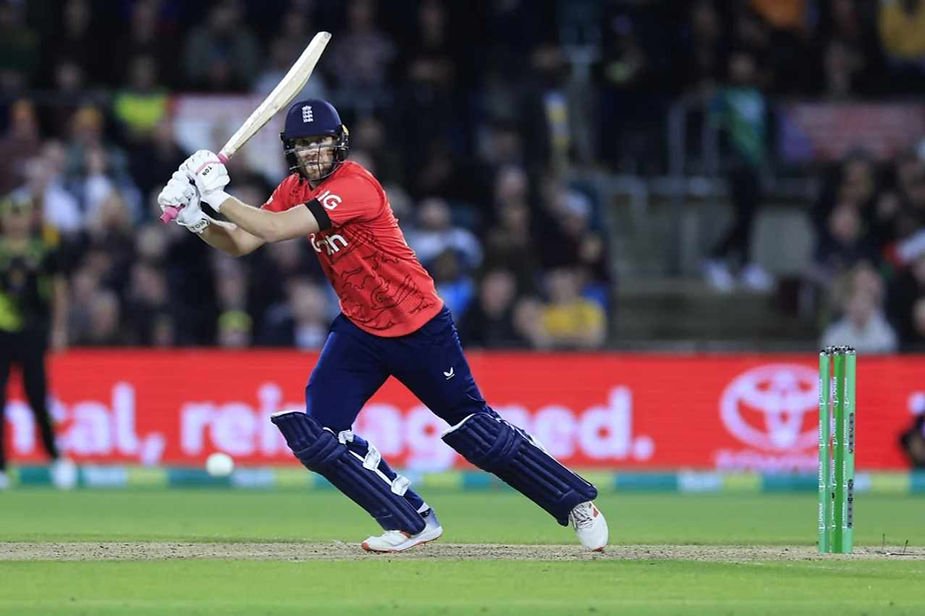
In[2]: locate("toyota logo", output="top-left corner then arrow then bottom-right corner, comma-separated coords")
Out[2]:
720,364 -> 819,451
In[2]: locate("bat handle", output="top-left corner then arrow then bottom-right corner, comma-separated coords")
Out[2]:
160,205 -> 181,223
218,152 -> 230,164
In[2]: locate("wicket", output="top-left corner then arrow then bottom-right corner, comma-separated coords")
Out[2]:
818,345 -> 856,554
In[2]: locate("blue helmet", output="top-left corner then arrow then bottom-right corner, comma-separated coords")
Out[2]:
280,99 -> 350,181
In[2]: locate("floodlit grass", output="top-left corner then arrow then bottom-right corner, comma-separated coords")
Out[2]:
1,489 -> 923,614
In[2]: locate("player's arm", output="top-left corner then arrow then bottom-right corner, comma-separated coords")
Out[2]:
196,221 -> 267,257
157,170 -> 266,257
181,150 -> 326,243
210,195 -> 322,242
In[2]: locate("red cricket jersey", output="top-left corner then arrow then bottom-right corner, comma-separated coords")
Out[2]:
262,161 -> 443,337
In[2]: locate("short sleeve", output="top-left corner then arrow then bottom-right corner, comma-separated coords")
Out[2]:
261,176 -> 298,212
314,174 -> 380,227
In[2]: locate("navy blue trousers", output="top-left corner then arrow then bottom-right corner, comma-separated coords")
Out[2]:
306,306 -> 489,512
306,306 -> 487,431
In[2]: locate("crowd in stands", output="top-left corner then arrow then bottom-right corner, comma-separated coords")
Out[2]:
814,150 -> 925,352
0,0 -> 924,351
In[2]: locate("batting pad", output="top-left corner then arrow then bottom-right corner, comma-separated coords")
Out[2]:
271,411 -> 426,534
442,412 -> 598,526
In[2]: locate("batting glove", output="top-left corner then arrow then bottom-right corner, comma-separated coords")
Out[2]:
157,170 -> 195,212
175,191 -> 212,235
157,171 -> 211,234
180,150 -> 231,210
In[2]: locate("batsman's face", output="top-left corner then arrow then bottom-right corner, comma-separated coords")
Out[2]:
294,136 -> 336,182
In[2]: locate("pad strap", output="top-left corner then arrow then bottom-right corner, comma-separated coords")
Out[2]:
272,411 -> 425,533
443,412 -> 597,525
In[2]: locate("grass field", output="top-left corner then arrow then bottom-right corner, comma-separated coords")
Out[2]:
1,489 -> 923,614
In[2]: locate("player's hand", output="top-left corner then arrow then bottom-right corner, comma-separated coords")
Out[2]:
181,150 -> 231,209
157,170 -> 196,214
176,191 -> 213,235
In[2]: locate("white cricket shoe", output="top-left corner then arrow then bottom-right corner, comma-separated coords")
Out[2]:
362,509 -> 443,553
0,471 -> 9,490
51,458 -> 78,490
569,501 -> 608,551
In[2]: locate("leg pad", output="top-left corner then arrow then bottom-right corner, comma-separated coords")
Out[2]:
443,412 -> 597,525
272,411 -> 425,534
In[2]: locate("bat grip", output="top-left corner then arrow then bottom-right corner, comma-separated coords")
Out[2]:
160,205 -> 180,223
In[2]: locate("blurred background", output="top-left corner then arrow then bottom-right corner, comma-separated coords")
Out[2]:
2,0 -> 925,352
2,0 -> 925,478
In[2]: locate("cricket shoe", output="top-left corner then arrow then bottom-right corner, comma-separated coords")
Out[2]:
362,508 -> 443,553
569,501 -> 608,551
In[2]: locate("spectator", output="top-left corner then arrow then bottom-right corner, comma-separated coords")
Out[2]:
288,278 -> 332,350
41,0 -> 106,88
398,0 -> 465,167
820,266 -> 898,354
405,197 -> 481,272
459,269 -> 531,348
217,309 -> 252,348
111,0 -> 182,88
0,1 -> 39,92
0,100 -> 42,194
878,0 -> 925,67
328,0 -> 397,104
810,205 -> 878,288
482,198 -> 539,296
74,290 -> 124,346
182,0 -> 260,91
701,50 -> 773,293
887,253 -> 925,347
537,181 -> 611,305
488,164 -> 532,233
540,268 -> 607,349
15,143 -> 81,235
430,249 -> 475,320
64,106 -> 133,203
112,55 -> 169,142
123,261 -> 170,346
247,237 -> 317,331
818,0 -> 882,96
683,0 -> 725,93
125,119 -> 187,205
258,277 -> 332,349
81,192 -> 136,297
351,115 -> 403,185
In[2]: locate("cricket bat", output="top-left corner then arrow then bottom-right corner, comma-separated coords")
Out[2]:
160,31 -> 332,223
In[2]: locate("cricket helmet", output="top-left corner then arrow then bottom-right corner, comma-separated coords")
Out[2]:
280,99 -> 350,181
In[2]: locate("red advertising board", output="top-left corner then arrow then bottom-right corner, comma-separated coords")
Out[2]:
778,102 -> 925,163
4,351 -> 922,471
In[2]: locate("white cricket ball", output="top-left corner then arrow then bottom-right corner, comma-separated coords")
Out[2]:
205,452 -> 235,477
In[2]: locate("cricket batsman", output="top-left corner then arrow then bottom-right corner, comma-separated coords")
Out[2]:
157,99 -> 608,552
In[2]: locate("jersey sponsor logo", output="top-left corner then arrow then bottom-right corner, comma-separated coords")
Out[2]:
316,190 -> 342,210
301,105 -> 314,123
310,232 -> 349,255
